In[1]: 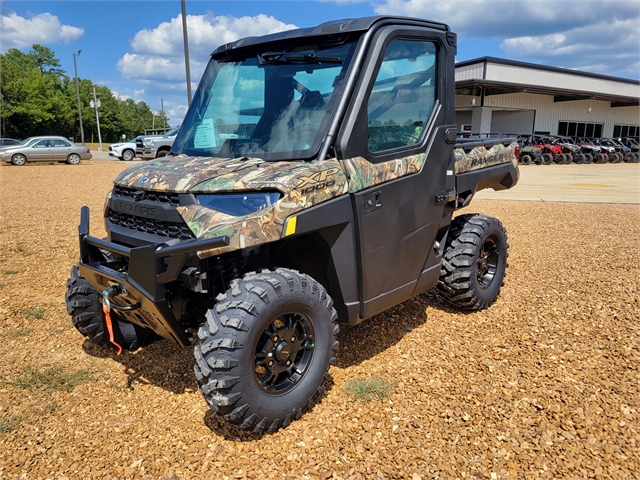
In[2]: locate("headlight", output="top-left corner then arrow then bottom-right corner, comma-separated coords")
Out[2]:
144,140 -> 155,147
196,192 -> 281,217
103,190 -> 113,217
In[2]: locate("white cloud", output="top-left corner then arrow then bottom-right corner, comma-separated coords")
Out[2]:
116,12 -> 297,125
0,11 -> 83,51
111,91 -> 131,101
374,0 -> 640,77
129,12 -> 296,59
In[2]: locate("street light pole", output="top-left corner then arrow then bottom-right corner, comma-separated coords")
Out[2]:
73,50 -> 85,144
92,85 -> 103,151
181,0 -> 192,106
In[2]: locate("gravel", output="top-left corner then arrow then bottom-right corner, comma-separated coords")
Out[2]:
1,161 -> 638,479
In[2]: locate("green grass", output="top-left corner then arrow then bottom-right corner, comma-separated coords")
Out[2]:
8,328 -> 33,338
10,365 -> 93,393
345,376 -> 395,403
23,307 -> 45,319
0,413 -> 25,434
3,270 -> 19,275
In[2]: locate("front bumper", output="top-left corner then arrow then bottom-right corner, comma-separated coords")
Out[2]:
140,147 -> 157,160
77,206 -> 229,345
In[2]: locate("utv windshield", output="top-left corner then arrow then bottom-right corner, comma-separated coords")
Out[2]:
172,37 -> 359,161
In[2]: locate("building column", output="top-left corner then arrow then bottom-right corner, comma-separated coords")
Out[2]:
471,106 -> 493,134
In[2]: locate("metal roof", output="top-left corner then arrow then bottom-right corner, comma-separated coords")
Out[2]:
456,57 -> 640,108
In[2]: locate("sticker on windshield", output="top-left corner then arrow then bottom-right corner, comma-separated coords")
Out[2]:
194,118 -> 216,149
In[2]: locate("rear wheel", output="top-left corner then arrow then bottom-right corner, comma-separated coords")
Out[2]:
65,265 -> 157,349
11,154 -> 27,166
610,152 -> 622,163
573,153 -> 585,164
66,153 -> 81,165
553,154 -> 565,164
194,269 -> 339,432
437,214 -> 509,311
584,153 -> 594,164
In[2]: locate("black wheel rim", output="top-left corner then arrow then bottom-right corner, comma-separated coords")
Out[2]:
476,236 -> 499,289
253,312 -> 315,394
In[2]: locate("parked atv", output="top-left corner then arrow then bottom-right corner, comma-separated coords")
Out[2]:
551,136 -> 580,164
521,135 -> 558,165
516,138 -> 542,165
65,16 -> 519,432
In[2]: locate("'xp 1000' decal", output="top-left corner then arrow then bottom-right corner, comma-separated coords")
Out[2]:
295,167 -> 340,194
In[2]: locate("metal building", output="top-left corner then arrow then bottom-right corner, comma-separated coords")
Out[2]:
455,57 -> 640,139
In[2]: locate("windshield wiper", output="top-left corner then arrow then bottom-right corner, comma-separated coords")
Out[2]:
258,52 -> 342,65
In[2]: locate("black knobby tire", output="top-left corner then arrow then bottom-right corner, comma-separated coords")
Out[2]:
583,153 -> 593,164
609,153 -> 622,164
65,265 -> 156,349
573,153 -> 585,164
519,154 -> 532,165
541,153 -> 553,165
553,154 -> 565,164
437,214 -> 509,311
194,268 -> 339,432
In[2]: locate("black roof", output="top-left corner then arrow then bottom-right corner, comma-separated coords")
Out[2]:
211,16 -> 449,57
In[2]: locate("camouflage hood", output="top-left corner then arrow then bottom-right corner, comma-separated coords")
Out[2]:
112,154 -> 323,193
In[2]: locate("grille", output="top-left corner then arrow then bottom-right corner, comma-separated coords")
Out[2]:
108,210 -> 195,240
114,186 -> 180,206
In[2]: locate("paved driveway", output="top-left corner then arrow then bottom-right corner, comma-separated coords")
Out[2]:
476,163 -> 640,204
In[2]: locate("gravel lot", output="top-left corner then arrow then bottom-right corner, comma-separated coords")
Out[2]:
1,161 -> 638,479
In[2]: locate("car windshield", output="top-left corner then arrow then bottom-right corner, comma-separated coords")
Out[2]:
16,137 -> 39,147
172,37 -> 359,161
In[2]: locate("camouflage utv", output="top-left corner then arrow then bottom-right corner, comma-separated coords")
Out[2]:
66,16 -> 519,432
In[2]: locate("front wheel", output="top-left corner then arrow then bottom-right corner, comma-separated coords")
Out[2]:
65,265 -> 157,349
519,154 -> 532,165
156,150 -> 169,158
194,269 -> 339,432
437,214 -> 509,311
121,149 -> 135,161
540,153 -> 553,165
11,154 -> 27,166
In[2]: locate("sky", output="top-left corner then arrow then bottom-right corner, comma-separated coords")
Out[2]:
1,0 -> 639,126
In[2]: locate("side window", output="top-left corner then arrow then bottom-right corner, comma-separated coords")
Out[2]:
367,39 -> 437,153
34,140 -> 51,148
54,140 -> 71,147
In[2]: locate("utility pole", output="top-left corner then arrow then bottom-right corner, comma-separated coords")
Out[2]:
73,50 -> 85,144
181,0 -> 192,106
92,85 -> 103,151
161,99 -> 166,130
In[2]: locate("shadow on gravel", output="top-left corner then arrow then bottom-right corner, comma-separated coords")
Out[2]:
82,338 -> 197,394
335,289 -> 466,368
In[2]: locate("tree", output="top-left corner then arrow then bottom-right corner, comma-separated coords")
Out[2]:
0,44 -> 174,141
